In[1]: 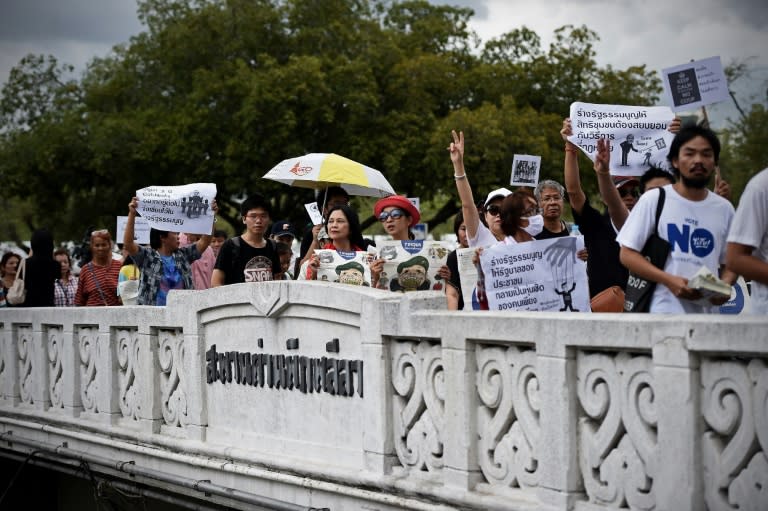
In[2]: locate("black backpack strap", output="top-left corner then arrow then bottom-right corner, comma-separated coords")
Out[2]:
653,188 -> 666,235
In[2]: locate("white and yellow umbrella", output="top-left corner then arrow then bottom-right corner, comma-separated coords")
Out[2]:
262,153 -> 395,198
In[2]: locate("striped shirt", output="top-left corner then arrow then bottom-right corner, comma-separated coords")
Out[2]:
75,260 -> 122,306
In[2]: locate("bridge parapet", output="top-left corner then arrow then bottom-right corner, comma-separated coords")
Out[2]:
0,281 -> 766,510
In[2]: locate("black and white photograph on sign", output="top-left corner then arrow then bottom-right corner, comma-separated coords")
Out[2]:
661,56 -> 730,112
668,68 -> 701,107
510,155 -> 541,187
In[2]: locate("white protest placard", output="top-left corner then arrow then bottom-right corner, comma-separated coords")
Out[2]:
136,183 -> 216,235
412,223 -> 428,240
510,154 -> 541,187
662,56 -> 729,112
456,246 -> 479,310
408,197 -> 421,212
480,237 -> 590,312
568,102 -> 676,177
305,202 -> 324,225
374,240 -> 449,292
116,216 -> 150,244
314,249 -> 373,286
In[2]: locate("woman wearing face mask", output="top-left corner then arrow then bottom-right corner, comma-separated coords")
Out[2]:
449,130 -> 543,248
75,230 -> 122,306
373,195 -> 421,241
301,205 -> 383,285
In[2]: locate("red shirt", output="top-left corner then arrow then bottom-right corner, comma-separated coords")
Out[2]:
75,260 -> 122,306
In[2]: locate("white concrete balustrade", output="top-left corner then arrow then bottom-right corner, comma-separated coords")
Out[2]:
0,281 -> 766,510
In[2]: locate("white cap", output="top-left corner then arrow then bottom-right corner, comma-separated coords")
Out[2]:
484,187 -> 513,207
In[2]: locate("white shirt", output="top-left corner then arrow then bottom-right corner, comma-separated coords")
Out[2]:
727,168 -> 768,314
617,184 -> 735,313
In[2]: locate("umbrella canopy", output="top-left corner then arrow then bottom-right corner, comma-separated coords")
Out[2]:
262,153 -> 395,198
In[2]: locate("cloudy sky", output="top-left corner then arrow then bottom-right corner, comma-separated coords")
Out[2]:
1,0 -> 766,125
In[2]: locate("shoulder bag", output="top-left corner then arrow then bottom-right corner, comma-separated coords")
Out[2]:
623,188 -> 670,313
6,258 -> 27,305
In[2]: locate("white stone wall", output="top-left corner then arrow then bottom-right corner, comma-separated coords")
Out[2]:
0,281 -> 766,510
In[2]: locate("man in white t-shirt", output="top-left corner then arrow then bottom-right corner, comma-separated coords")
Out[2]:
726,167 -> 768,314
617,125 -> 737,313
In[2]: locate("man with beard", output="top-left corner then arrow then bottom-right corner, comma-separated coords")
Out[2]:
617,125 -> 737,313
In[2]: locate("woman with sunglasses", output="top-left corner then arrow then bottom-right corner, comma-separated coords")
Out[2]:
301,205 -> 383,285
373,195 -> 421,241
449,130 -> 543,248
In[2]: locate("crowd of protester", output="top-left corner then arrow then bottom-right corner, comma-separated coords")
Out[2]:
0,118 -> 765,316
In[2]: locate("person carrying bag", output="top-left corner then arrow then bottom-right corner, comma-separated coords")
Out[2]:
6,257 -> 26,305
623,188 -> 669,312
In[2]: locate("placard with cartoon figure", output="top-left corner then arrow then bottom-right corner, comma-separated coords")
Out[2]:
480,237 -> 590,312
136,183 -> 217,235
374,240 -> 449,292
315,249 -> 373,287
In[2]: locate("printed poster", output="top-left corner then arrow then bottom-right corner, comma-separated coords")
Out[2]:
662,56 -> 729,112
374,240 -> 450,292
455,246 -> 479,310
136,183 -> 217,235
510,154 -> 541,187
568,102 -> 675,177
480,237 -> 590,312
315,249 -> 373,287
116,216 -> 150,244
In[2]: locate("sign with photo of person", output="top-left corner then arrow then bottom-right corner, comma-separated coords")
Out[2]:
662,56 -> 729,112
314,249 -> 373,287
136,183 -> 217,235
374,240 -> 450,292
568,102 -> 675,177
510,154 -> 541,187
480,237 -> 590,312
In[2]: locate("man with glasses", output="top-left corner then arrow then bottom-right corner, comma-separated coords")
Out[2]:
534,180 -> 570,239
212,193 -> 281,286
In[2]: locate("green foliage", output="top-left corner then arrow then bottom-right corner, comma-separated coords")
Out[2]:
1,0 -> 668,241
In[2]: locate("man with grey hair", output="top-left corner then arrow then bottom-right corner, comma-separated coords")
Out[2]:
534,180 -> 570,239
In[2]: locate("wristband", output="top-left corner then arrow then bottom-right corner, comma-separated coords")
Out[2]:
564,144 -> 578,154
454,174 -> 467,180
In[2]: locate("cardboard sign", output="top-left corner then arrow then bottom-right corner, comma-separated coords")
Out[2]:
305,202 -> 324,225
116,216 -> 150,244
568,102 -> 675,177
662,56 -> 729,112
480,237 -> 590,312
374,240 -> 449,292
510,154 -> 541,187
136,183 -> 216,235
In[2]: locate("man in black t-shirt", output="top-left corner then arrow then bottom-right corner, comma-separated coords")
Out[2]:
212,194 -> 281,286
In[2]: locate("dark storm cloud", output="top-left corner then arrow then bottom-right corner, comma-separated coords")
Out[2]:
728,0 -> 768,29
0,0 -> 142,43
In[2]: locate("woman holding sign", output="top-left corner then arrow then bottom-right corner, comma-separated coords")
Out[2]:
301,205 -> 383,286
373,195 -> 420,241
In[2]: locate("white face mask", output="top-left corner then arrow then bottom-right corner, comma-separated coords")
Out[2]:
522,214 -> 544,236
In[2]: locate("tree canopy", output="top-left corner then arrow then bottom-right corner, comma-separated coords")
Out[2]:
5,0 -> 758,244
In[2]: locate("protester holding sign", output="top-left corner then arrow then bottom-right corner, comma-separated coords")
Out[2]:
212,194 -> 281,286
445,211 -> 469,310
302,204 -> 383,286
124,196 -> 217,305
726,167 -> 768,315
617,125 -> 737,313
373,195 -> 420,241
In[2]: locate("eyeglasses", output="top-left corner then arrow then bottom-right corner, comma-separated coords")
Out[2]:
378,208 -> 406,222
619,188 -> 640,199
540,195 -> 563,203
245,213 -> 268,220
485,205 -> 502,217
91,229 -> 111,237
